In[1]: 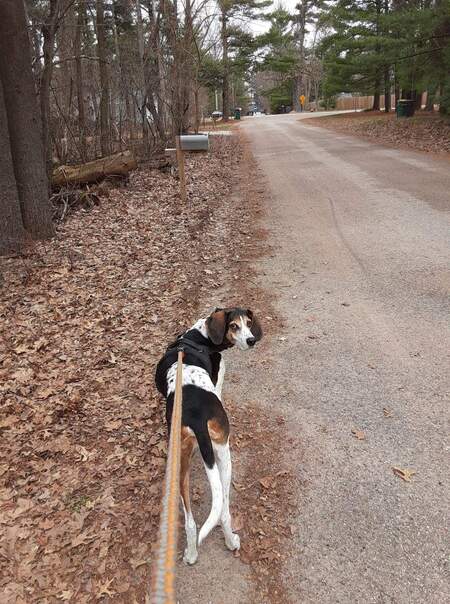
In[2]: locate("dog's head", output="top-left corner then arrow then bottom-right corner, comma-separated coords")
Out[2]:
206,307 -> 263,350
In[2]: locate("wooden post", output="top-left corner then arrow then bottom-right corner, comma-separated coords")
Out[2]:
175,136 -> 187,203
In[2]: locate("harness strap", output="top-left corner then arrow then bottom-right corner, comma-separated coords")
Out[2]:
169,336 -> 213,375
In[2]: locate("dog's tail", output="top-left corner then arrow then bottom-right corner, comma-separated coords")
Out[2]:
194,428 -> 223,545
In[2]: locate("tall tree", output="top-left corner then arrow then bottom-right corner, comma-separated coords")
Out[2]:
0,0 -> 53,243
75,0 -> 87,160
219,0 -> 269,120
96,0 -> 111,155
40,0 -> 61,174
0,79 -> 27,254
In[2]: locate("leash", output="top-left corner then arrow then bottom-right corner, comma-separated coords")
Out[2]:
150,349 -> 184,604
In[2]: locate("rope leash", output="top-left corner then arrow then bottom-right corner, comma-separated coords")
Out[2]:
150,349 -> 184,604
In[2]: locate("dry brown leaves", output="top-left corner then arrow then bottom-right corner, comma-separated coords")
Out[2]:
0,136 -> 250,603
392,467 -> 416,482
351,428 -> 366,440
305,112 -> 450,155
229,401 -> 298,603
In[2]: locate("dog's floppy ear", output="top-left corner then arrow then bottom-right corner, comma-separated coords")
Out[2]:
206,308 -> 227,345
247,309 -> 263,342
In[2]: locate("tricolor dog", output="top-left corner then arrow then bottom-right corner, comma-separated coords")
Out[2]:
155,307 -> 262,564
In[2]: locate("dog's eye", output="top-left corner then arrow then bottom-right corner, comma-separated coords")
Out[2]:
230,323 -> 239,331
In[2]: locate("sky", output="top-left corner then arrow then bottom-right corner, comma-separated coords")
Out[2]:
249,0 -> 302,34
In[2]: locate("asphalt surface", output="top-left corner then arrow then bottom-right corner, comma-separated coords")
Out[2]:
238,112 -> 450,603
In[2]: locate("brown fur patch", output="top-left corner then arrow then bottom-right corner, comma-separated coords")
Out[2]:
207,418 -> 229,444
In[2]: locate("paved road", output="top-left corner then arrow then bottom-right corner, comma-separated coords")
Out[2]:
240,113 -> 450,603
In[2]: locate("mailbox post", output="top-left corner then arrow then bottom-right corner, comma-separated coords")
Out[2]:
171,134 -> 209,203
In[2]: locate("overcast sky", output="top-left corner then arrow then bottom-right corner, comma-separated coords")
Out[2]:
249,0 -> 301,35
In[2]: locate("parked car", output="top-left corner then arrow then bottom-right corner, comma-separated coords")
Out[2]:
211,110 -> 223,120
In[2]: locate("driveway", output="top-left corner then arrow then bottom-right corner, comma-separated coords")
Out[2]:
239,113 -> 450,603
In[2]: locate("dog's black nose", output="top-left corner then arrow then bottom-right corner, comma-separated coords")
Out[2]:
247,337 -> 256,347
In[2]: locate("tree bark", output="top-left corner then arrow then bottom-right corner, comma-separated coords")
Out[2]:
41,0 -> 60,176
182,0 -> 193,131
52,150 -> 137,186
96,0 -> 111,156
383,0 -> 391,113
144,0 -> 166,143
372,77 -> 381,110
75,0 -> 87,160
135,0 -> 149,147
384,68 -> 391,112
293,0 -> 307,112
221,7 -> 230,121
0,0 -> 54,240
0,78 -> 27,254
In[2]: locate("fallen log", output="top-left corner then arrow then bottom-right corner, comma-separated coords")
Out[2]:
52,150 -> 137,187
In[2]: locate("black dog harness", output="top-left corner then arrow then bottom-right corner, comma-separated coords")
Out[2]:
167,334 -> 213,376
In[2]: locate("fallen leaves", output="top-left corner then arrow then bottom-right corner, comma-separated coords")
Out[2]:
229,399 -> 297,602
306,112 -> 450,155
0,135 -> 257,603
259,475 -> 274,489
392,467 -> 416,482
232,511 -> 244,532
96,578 -> 115,599
351,428 -> 366,440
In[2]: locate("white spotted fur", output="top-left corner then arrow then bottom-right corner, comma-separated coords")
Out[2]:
166,363 -> 216,396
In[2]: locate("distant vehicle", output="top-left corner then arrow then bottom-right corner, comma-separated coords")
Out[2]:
211,110 -> 223,120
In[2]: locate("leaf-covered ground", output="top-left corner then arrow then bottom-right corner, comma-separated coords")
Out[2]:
1,135 -> 296,603
305,111 -> 450,155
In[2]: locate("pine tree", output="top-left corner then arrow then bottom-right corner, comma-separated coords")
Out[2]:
219,0 -> 270,120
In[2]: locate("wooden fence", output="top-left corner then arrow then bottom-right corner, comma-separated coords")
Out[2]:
335,92 -> 430,111
335,94 -> 397,111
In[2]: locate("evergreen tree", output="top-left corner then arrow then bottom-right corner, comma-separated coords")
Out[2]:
218,0 -> 270,120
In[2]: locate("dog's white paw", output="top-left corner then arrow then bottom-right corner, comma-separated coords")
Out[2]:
183,548 -> 198,565
225,532 -> 240,551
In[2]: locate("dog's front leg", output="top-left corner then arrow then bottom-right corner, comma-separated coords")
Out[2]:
214,441 -> 240,551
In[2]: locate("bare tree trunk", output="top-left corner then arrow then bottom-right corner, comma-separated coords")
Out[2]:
0,0 -> 53,240
41,0 -> 60,176
144,0 -> 166,143
96,0 -> 111,156
0,79 -> 27,254
181,0 -> 193,132
425,87 -> 435,111
373,0 -> 381,112
221,7 -> 230,121
372,77 -> 381,110
75,0 -> 87,160
293,0 -> 307,112
135,0 -> 149,147
384,68 -> 391,112
162,0 -> 184,137
383,0 -> 391,113
194,85 -> 200,133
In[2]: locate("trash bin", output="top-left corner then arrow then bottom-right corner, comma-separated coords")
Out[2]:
234,107 -> 241,120
396,99 -> 415,118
